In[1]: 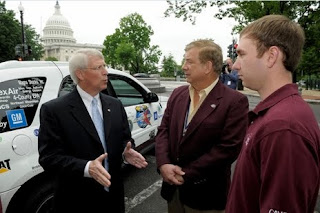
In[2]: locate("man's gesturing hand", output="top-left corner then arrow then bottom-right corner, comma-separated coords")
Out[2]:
123,142 -> 148,168
89,153 -> 111,187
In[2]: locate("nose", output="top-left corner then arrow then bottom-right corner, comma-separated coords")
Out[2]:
104,67 -> 108,75
232,59 -> 239,71
182,62 -> 187,71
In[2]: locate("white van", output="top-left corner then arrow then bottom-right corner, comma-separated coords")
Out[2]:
0,61 -> 167,213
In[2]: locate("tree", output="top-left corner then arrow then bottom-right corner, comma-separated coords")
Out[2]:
161,54 -> 178,77
103,13 -> 162,74
165,1 -> 320,78
0,1 -> 21,62
0,1 -> 44,62
24,24 -> 45,61
45,56 -> 58,61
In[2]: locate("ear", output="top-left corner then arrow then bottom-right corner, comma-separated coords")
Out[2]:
75,69 -> 84,81
267,46 -> 280,68
204,61 -> 213,74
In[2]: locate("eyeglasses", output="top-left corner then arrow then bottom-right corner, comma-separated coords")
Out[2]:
86,64 -> 107,71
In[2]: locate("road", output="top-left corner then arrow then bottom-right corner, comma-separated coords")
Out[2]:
123,81 -> 320,213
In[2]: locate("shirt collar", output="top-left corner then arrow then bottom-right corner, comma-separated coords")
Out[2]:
77,85 -> 100,103
188,77 -> 219,96
249,83 -> 299,121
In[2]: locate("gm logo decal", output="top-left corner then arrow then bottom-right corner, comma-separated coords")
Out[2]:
0,159 -> 11,174
6,109 -> 28,129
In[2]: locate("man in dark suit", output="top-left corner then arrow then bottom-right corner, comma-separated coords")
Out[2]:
38,49 -> 147,213
155,39 -> 249,213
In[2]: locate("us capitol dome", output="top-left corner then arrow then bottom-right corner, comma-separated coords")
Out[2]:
42,1 -> 103,61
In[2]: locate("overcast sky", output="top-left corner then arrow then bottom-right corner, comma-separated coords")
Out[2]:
5,0 -> 238,64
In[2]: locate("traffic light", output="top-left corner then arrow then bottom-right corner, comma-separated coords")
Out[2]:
227,44 -> 233,58
233,43 -> 238,59
27,45 -> 32,56
15,45 -> 22,58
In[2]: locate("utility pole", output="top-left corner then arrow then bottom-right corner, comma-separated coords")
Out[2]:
18,2 -> 26,60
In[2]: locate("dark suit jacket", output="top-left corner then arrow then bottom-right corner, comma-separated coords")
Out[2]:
155,81 -> 249,210
38,89 -> 131,213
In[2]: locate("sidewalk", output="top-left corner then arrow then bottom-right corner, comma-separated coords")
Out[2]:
240,87 -> 320,104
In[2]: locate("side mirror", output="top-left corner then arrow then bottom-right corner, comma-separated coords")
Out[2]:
144,92 -> 159,103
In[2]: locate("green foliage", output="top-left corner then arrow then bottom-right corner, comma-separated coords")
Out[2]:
0,1 -> 44,62
161,54 -> 181,77
0,1 -> 21,62
102,13 -> 162,74
165,0 -> 320,77
45,56 -> 58,61
23,24 -> 45,61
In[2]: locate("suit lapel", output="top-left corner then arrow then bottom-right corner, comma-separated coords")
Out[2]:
176,89 -> 191,143
181,82 -> 223,143
69,90 -> 101,145
100,95 -> 112,142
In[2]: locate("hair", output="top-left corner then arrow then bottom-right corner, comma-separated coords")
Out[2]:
69,49 -> 104,84
185,39 -> 223,74
240,14 -> 305,72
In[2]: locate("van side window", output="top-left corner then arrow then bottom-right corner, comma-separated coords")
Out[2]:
59,75 -> 75,97
0,77 -> 46,133
108,75 -> 144,106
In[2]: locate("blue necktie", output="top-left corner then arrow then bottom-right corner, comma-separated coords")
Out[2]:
91,98 -> 109,190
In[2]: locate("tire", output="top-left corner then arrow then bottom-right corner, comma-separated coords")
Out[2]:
6,175 -> 55,213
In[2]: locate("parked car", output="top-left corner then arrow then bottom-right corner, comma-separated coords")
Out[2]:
133,73 -> 150,78
0,61 -> 168,213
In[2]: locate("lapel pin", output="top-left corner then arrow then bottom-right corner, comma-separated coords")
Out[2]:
107,109 -> 111,112
210,104 -> 216,109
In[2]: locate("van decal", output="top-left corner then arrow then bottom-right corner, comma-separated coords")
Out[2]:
0,121 -> 7,130
0,88 -> 18,95
0,159 -> 11,174
135,105 -> 151,128
6,109 -> 28,129
154,112 -> 158,121
34,129 -> 39,136
32,164 -> 41,170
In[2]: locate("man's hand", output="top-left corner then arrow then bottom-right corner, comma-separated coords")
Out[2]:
89,153 -> 111,187
123,142 -> 148,168
159,164 -> 185,185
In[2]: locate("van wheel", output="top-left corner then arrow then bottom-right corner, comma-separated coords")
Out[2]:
6,177 -> 55,213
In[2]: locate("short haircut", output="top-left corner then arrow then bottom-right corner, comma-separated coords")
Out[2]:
185,39 -> 223,74
69,49 -> 104,84
240,14 -> 305,72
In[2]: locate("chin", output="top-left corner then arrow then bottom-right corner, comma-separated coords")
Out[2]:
101,84 -> 107,90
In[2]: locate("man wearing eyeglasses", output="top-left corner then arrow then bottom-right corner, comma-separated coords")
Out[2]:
38,49 -> 147,213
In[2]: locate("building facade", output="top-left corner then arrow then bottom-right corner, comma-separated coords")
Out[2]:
41,1 -> 103,61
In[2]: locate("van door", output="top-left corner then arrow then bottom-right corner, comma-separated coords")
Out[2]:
105,74 -> 159,149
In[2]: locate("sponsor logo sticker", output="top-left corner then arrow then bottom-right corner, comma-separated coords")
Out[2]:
154,112 -> 158,120
0,159 -> 11,174
135,105 -> 151,128
6,109 -> 28,129
34,129 -> 39,136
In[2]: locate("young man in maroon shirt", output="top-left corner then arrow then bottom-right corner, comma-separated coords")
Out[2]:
226,15 -> 320,213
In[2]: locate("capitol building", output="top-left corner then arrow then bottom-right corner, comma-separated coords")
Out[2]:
41,1 -> 103,61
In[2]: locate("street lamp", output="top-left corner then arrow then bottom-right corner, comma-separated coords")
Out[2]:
18,2 -> 26,60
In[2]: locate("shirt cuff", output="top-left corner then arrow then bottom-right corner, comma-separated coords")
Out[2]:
122,152 -> 129,165
84,161 -> 92,177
